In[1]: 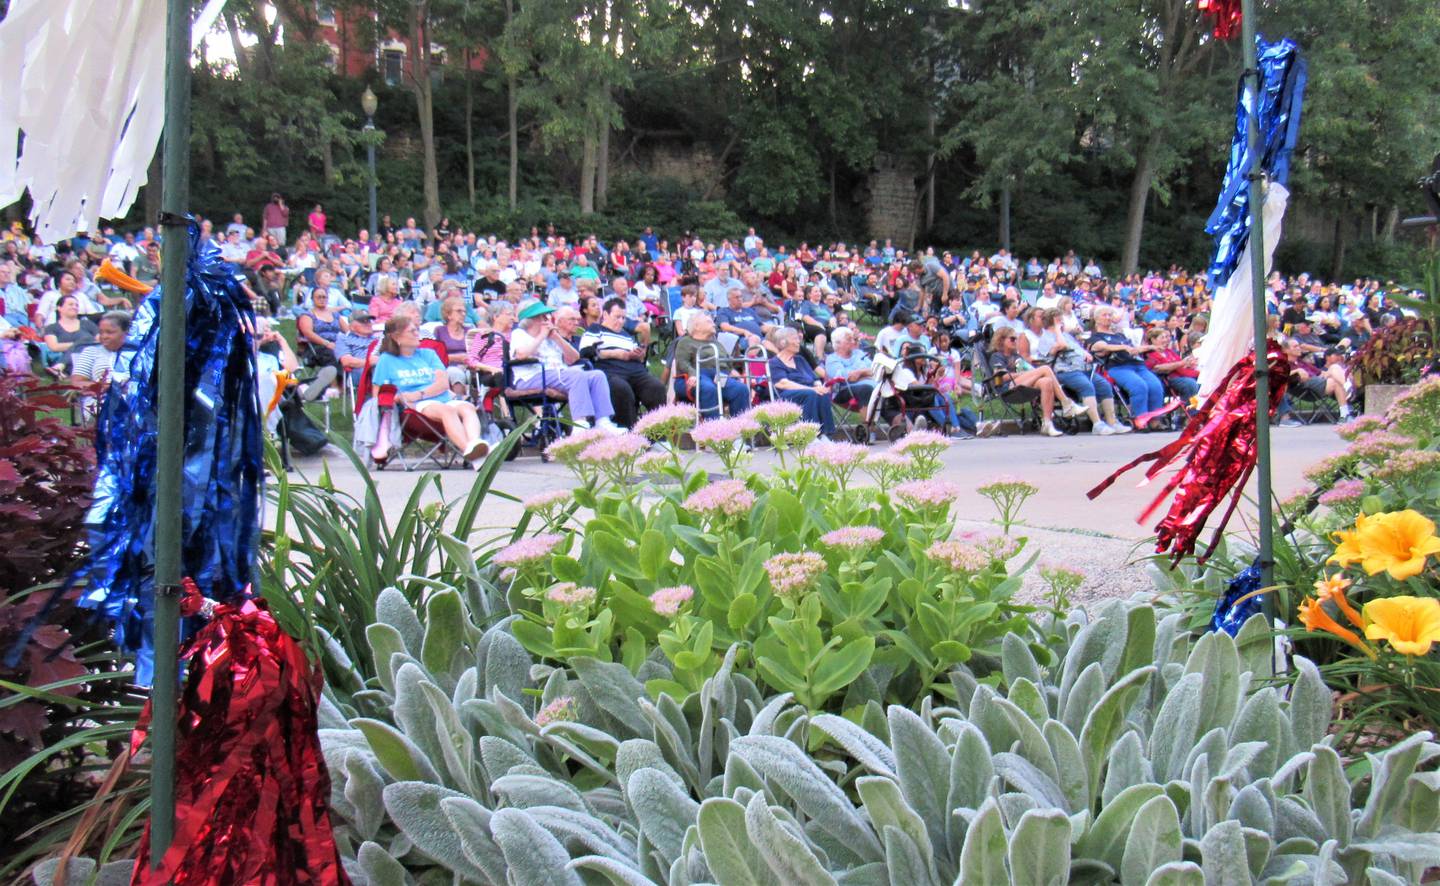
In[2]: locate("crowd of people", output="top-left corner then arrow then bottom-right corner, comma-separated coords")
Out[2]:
0,192 -> 1421,464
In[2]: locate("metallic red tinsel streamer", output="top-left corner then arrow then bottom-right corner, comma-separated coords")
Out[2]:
130,587 -> 349,886
1087,345 -> 1289,566
1197,0 -> 1242,39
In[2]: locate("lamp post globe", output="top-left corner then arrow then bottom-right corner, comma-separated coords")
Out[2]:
361,87 -> 378,235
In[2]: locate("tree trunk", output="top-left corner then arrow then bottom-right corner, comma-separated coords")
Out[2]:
1368,205 -> 1378,242
1121,132 -> 1162,275
998,181 -> 1011,251
507,73 -> 519,208
411,6 -> 441,230
321,138 -> 334,184
505,0 -> 518,209
580,129 -> 597,214
1330,213 -> 1347,282
1383,206 -> 1400,244
596,97 -> 611,212
925,108 -> 936,234
223,11 -> 253,81
829,160 -> 839,233
465,50 -> 476,208
144,146 -> 162,227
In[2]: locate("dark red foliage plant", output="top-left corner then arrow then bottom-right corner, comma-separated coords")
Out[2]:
0,376 -> 97,772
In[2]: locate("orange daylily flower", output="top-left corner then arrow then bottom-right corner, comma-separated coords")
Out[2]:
1328,513 -> 1372,569
1313,574 -> 1363,629
1330,510 -> 1440,581
1363,596 -> 1440,657
1297,596 -> 1374,658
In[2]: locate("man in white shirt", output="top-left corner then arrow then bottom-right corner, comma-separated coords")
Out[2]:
108,232 -> 141,270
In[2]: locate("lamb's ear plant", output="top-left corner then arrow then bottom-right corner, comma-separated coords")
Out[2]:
307,596 -> 1440,886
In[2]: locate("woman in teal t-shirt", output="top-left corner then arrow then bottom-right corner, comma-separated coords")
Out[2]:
372,316 -> 489,465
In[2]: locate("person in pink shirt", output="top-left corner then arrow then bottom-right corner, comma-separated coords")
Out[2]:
308,203 -> 327,238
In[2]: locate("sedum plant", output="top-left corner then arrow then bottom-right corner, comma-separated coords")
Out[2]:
319,591 -> 1440,886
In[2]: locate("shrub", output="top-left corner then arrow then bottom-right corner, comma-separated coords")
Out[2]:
505,426 -> 1040,712
314,593 -> 1440,885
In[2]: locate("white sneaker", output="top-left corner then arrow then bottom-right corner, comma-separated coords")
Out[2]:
596,417 -> 625,435
463,438 -> 490,461
1092,422 -> 1116,436
1108,421 -> 1133,434
1061,401 -> 1084,418
1041,421 -> 1064,437
914,415 -> 929,431
572,418 -> 592,430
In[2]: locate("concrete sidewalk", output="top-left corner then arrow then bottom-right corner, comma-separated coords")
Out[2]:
277,424 -> 1346,606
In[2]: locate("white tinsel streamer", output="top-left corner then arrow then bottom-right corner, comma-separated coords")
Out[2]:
1195,182 -> 1289,398
0,0 -> 225,244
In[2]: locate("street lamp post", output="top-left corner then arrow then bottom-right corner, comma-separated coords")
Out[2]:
361,86 -> 378,236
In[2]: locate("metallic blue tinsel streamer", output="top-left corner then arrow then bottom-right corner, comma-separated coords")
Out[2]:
78,221 -> 262,686
1210,561 -> 1264,637
1205,36 -> 1307,289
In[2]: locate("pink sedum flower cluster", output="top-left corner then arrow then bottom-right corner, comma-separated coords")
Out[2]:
544,428 -> 609,463
750,400 -> 803,428
691,415 -> 761,447
804,440 -> 869,468
820,526 -> 886,550
927,540 -> 991,573
523,489 -> 573,512
535,695 -> 577,727
633,404 -> 698,441
578,433 -> 650,465
764,551 -> 826,597
650,585 -> 695,617
545,583 -> 597,608
683,479 -> 756,519
894,479 -> 963,509
1317,479 -> 1367,506
494,533 -> 565,567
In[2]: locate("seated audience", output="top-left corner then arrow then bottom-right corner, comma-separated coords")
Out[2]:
767,326 -> 836,437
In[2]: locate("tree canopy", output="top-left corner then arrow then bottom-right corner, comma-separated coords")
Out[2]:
57,0 -> 1440,277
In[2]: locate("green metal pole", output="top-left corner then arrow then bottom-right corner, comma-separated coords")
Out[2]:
150,0 -> 192,867
1240,0 -> 1276,609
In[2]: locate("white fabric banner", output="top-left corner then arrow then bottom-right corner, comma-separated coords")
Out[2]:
0,0 -> 225,244
1195,182 -> 1290,398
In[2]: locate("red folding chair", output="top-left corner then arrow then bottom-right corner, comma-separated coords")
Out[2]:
354,338 -> 466,470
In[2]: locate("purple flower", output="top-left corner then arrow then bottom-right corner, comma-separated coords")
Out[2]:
650,585 -> 695,617
494,533 -> 565,567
